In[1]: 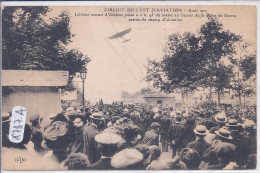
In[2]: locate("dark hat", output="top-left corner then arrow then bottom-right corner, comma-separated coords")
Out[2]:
225,119 -> 241,127
123,124 -> 141,141
2,112 -> 11,123
90,112 -> 104,120
95,132 -> 123,144
111,149 -> 143,169
194,125 -> 208,136
215,128 -> 232,140
151,122 -> 161,128
29,114 -> 40,123
175,115 -> 182,123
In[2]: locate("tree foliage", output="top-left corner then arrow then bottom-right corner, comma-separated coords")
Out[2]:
2,6 -> 90,91
145,16 -> 255,105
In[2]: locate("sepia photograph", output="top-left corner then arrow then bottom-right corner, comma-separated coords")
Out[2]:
1,4 -> 257,171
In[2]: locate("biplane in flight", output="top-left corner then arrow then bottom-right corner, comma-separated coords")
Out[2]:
107,28 -> 132,43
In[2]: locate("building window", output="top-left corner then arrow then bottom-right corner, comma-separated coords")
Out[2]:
157,100 -> 162,104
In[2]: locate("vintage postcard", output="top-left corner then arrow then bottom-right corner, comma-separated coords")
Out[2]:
1,3 -> 257,171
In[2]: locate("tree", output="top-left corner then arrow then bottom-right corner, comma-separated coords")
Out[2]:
145,16 -> 241,106
229,40 -> 256,106
198,17 -> 240,105
2,6 -> 90,91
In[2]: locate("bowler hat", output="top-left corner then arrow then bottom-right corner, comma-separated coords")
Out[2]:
194,125 -> 208,136
215,128 -> 232,140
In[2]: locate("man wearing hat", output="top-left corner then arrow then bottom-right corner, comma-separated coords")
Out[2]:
90,133 -> 123,170
83,112 -> 104,164
159,112 -> 171,152
205,143 -> 237,169
29,114 -> 45,153
187,125 -> 211,157
243,119 -> 256,156
225,119 -> 247,166
142,122 -> 160,146
209,111 -> 227,133
202,128 -> 234,166
168,114 -> 185,157
68,118 -> 84,154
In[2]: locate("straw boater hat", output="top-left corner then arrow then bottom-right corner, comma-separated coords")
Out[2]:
215,111 -> 227,123
90,112 -> 104,120
48,113 -> 57,121
2,113 -> 11,123
243,119 -> 256,130
194,125 -> 208,136
73,118 -> 83,127
225,119 -> 241,127
215,128 -> 232,140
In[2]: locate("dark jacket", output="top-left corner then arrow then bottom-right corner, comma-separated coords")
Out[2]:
83,124 -> 101,164
31,126 -> 45,153
142,129 -> 159,146
168,122 -> 185,147
68,126 -> 84,154
187,138 -> 211,157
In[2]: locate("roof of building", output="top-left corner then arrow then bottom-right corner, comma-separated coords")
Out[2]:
143,92 -> 175,98
2,70 -> 69,87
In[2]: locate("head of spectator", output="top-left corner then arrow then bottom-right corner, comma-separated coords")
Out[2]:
175,115 -> 182,124
123,124 -> 142,146
29,114 -> 43,128
245,154 -> 256,169
63,153 -> 90,170
48,113 -> 57,123
90,112 -> 105,127
215,128 -> 233,142
151,122 -> 161,133
214,142 -> 236,166
73,118 -> 84,128
180,148 -> 201,169
225,119 -> 241,131
194,125 -> 208,139
111,148 -> 143,170
2,112 -> 11,124
215,111 -> 227,126
66,111 -> 79,122
243,119 -> 256,132
95,132 -> 123,157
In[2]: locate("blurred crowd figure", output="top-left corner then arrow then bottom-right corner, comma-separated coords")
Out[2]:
2,102 -> 257,170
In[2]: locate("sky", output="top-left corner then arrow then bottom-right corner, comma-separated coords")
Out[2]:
50,6 -> 256,103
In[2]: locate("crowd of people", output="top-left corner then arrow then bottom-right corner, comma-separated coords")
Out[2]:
2,102 -> 257,170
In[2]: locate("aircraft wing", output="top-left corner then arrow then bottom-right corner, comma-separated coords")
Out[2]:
108,28 -> 132,39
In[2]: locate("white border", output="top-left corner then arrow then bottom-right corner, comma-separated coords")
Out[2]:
1,1 -> 260,173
